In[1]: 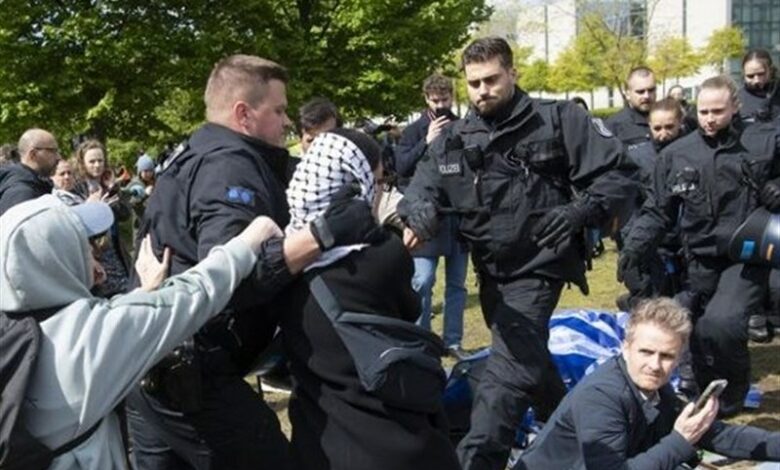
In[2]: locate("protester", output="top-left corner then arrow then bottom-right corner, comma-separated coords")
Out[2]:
297,97 -> 342,153
621,75 -> 780,416
51,158 -> 91,206
0,143 -> 20,167
0,128 -> 60,215
0,194 -> 284,470
514,297 -> 780,469
395,73 -> 467,356
399,36 -> 637,470
72,139 -> 132,297
277,128 -> 457,470
128,54 -> 383,470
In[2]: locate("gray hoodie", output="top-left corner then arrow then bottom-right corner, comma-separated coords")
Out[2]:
0,195 -> 257,469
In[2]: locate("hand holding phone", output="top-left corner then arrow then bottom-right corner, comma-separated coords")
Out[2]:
693,379 -> 728,413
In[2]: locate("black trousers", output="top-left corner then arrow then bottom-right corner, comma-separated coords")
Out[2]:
686,257 -> 769,407
456,275 -> 565,470
126,353 -> 290,470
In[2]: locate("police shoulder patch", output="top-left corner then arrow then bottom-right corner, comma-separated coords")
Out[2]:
591,118 -> 614,138
226,186 -> 255,206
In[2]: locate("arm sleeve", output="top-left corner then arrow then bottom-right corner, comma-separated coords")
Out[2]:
34,238 -> 257,447
0,185 -> 41,214
395,121 -> 428,178
397,132 -> 448,220
571,386 -> 697,470
622,152 -> 680,254
699,421 -> 780,461
189,151 -> 291,307
559,102 -> 639,226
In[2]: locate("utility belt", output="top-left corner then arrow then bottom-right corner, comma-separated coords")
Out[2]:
140,312 -> 248,413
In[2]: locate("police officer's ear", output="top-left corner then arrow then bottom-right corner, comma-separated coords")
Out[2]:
508,67 -> 518,84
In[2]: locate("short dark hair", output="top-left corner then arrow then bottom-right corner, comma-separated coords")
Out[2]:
0,144 -> 20,166
422,74 -> 453,96
626,66 -> 655,88
742,48 -> 777,81
650,97 -> 683,121
461,36 -> 513,70
571,96 -> 589,111
297,97 -> 342,135
329,127 -> 382,171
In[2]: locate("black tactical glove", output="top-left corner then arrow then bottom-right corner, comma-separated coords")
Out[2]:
617,249 -> 643,283
405,199 -> 439,241
760,180 -> 780,213
310,182 -> 384,251
531,202 -> 589,250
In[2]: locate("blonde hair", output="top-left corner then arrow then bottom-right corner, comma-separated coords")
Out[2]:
625,297 -> 692,344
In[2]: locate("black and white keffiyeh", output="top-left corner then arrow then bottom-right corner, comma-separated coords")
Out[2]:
286,131 -> 376,269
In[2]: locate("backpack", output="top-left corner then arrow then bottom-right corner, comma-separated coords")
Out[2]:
0,309 -> 101,470
309,275 -> 447,413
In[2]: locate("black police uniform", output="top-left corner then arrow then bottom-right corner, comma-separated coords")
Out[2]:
623,120 -> 780,412
126,122 -> 294,470
619,136 -> 688,305
399,88 -> 637,470
739,80 -> 780,124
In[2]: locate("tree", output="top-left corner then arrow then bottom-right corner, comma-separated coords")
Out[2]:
649,35 -> 701,94
547,33 -> 601,97
701,26 -> 745,73
0,0 -> 490,151
519,59 -> 550,95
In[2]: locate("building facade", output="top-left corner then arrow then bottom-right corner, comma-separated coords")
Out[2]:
515,0 -> 780,109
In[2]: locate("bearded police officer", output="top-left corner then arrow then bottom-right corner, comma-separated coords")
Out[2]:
621,75 -> 780,417
398,37 -> 637,470
127,55 -> 382,470
606,67 -> 658,172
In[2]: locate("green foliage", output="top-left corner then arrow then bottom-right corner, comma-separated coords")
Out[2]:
649,35 -> 701,84
519,59 -> 550,93
547,34 -> 601,94
702,26 -> 745,73
0,0 -> 490,148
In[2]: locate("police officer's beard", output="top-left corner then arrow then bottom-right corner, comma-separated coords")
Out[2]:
479,88 -> 517,122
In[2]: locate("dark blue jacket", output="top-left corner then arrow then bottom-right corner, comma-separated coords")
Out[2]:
516,356 -> 780,469
396,110 -> 466,258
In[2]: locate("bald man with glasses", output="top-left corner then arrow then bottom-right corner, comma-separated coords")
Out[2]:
0,128 -> 61,215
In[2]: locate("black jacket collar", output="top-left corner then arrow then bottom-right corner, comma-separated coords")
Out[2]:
462,87 -> 537,138
699,118 -> 744,150
198,123 -> 291,183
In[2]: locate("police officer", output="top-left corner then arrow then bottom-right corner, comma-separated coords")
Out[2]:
738,48 -> 780,124
127,54 -> 382,470
606,66 -> 657,176
620,75 -> 780,417
398,37 -> 637,470
618,97 -> 688,308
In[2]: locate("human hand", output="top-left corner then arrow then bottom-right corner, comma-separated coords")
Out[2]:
617,249 -> 644,283
760,181 -> 780,212
86,187 -> 103,203
673,399 -> 719,445
237,216 -> 283,254
311,182 -> 384,250
426,116 -> 450,144
405,199 -> 438,241
135,235 -> 172,292
403,227 -> 422,250
531,203 -> 588,250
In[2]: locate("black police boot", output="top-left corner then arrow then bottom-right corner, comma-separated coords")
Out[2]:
748,313 -> 771,343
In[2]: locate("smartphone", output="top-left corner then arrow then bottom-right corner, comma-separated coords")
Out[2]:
433,108 -> 450,119
693,379 -> 728,413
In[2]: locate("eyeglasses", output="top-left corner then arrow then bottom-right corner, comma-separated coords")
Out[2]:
34,146 -> 61,155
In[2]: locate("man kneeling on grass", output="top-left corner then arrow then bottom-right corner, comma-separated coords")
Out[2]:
514,297 -> 780,470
